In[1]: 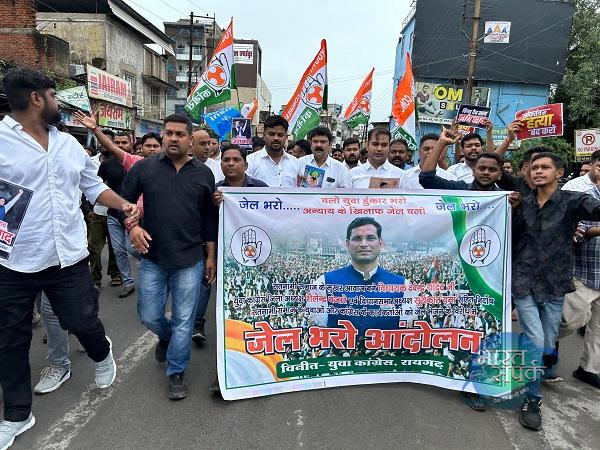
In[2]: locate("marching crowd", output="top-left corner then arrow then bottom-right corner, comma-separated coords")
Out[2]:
1,65 -> 600,448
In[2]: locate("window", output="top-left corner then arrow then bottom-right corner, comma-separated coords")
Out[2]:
151,86 -> 161,106
177,43 -> 186,53
122,71 -> 136,101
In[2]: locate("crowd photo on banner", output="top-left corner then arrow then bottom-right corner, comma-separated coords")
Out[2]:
0,0 -> 599,448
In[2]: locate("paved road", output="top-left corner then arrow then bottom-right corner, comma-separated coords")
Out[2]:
3,264 -> 599,450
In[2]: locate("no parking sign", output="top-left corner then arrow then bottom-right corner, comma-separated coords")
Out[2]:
575,129 -> 600,162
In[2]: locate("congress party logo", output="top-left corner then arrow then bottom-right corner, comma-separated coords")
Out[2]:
459,225 -> 500,267
231,226 -> 272,266
203,53 -> 230,92
301,73 -> 326,109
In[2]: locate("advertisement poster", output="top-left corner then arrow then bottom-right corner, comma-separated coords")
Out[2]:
0,179 -> 34,260
575,128 -> 600,162
97,103 -> 134,130
230,117 -> 252,149
56,86 -> 91,112
484,21 -> 511,44
217,189 -> 515,401
515,103 -> 563,140
416,82 -> 490,124
233,43 -> 254,65
86,65 -> 133,107
456,104 -> 491,129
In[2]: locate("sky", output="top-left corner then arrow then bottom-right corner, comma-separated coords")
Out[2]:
122,0 -> 411,122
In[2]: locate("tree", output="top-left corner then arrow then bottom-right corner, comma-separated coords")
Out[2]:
508,137 -> 574,172
553,0 -> 600,139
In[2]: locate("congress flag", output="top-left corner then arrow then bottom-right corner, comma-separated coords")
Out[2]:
339,68 -> 373,129
282,40 -> 328,140
391,53 -> 417,151
185,19 -> 236,120
240,97 -> 258,120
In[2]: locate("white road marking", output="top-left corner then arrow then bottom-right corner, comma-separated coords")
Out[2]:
35,331 -> 156,450
295,409 -> 304,447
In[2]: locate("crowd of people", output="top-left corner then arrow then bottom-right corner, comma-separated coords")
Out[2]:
0,64 -> 599,448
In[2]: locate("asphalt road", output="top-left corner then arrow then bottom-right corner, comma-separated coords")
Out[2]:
2,261 -> 599,450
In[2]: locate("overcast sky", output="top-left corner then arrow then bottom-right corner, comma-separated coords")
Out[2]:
123,0 -> 411,121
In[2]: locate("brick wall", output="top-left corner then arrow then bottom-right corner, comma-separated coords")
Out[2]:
0,0 -> 69,74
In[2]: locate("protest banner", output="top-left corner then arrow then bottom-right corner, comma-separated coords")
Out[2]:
282,40 -> 328,140
203,107 -> 242,141
456,104 -> 491,129
87,65 -> 132,108
0,179 -> 34,260
415,82 -> 490,125
484,21 -> 511,44
231,117 -> 252,149
217,189 -> 516,401
97,102 -> 134,130
339,68 -> 373,130
185,19 -> 235,120
492,127 -> 519,150
391,54 -> 417,151
575,128 -> 600,162
56,86 -> 91,112
515,103 -> 563,140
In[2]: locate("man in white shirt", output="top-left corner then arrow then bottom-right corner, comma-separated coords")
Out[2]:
349,127 -> 407,188
297,126 -> 350,188
403,133 -> 458,189
0,67 -> 139,448
342,137 -> 361,170
447,133 -> 485,183
246,115 -> 299,187
192,129 -> 224,184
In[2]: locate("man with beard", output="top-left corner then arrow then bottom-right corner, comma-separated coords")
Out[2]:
342,137 -> 361,170
402,133 -> 457,189
246,115 -> 299,187
124,114 -> 218,400
388,138 -> 413,170
447,132 -> 485,182
0,67 -> 138,449
297,126 -> 350,188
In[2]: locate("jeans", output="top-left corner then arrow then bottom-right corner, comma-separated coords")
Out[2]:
107,215 -> 136,287
88,213 -> 119,283
137,258 -> 203,376
515,293 -> 565,399
0,259 -> 110,421
40,293 -> 70,370
194,277 -> 211,329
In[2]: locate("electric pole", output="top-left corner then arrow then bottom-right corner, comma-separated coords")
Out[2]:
187,11 -> 194,96
465,0 -> 481,104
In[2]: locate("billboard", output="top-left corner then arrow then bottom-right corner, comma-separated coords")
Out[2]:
415,82 -> 490,124
411,0 -> 574,85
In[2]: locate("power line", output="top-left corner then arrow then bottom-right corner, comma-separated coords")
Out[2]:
183,0 -> 209,15
124,0 -> 170,23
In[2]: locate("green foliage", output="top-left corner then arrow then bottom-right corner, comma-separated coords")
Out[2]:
509,137 -> 574,169
553,0 -> 600,135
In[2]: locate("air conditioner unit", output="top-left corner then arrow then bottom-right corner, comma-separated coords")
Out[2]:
69,64 -> 86,77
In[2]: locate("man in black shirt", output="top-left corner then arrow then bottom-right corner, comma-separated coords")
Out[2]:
512,151 -> 600,431
122,114 -> 218,400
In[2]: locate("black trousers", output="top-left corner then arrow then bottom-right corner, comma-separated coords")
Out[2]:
0,258 -> 110,421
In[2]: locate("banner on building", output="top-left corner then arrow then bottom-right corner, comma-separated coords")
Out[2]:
575,128 -> 600,162
87,65 -> 133,108
97,102 -> 134,130
456,104 -> 491,129
415,83 -> 490,125
515,103 -> 563,140
217,188 -> 515,401
233,44 -> 254,65
0,179 -> 34,260
185,19 -> 236,120
484,21 -> 511,44
391,54 -> 417,150
339,68 -> 373,129
56,86 -> 91,112
282,39 -> 328,140
231,117 -> 252,149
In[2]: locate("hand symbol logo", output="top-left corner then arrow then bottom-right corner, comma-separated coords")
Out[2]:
469,227 -> 492,264
241,228 -> 262,265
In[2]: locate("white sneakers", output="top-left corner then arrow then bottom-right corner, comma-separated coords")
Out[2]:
95,336 -> 117,388
0,414 -> 35,450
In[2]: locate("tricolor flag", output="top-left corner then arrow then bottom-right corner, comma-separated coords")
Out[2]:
240,97 -> 258,120
185,19 -> 236,120
282,39 -> 327,140
391,53 -> 417,151
339,68 -> 373,129
426,256 -> 440,283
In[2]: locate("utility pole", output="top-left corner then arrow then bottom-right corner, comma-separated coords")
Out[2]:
465,0 -> 481,104
187,11 -> 194,96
